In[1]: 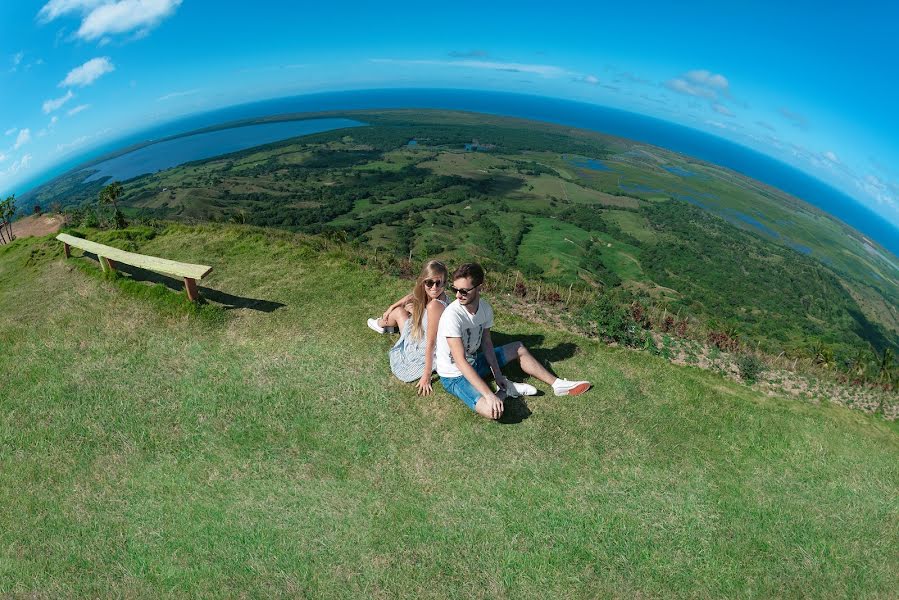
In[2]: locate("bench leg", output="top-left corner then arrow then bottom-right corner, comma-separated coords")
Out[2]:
184,277 -> 199,302
105,258 -> 117,272
99,255 -> 107,272
63,242 -> 70,258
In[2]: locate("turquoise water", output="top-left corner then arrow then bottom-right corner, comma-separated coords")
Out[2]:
83,118 -> 363,183
565,155 -> 612,171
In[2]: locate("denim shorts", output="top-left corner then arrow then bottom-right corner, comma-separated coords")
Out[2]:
440,346 -> 512,410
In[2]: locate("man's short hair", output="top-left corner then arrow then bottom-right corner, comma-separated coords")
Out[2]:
453,263 -> 485,287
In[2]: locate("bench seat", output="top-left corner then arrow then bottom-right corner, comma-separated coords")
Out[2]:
57,233 -> 212,301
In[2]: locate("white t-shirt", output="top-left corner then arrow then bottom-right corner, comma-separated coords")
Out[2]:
435,298 -> 494,378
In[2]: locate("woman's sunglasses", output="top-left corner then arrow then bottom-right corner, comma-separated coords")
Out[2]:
424,279 -> 445,289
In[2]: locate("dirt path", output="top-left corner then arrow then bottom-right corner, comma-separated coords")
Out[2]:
9,214 -> 65,239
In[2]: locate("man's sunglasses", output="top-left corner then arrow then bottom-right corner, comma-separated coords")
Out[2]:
449,285 -> 478,296
424,279 -> 445,289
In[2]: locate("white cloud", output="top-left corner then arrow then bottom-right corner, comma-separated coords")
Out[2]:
14,129 -> 31,150
711,103 -> 734,116
38,0 -> 181,41
77,0 -> 182,40
10,51 -> 25,72
581,74 -> 600,85
0,153 -> 6,163
666,69 -> 730,101
704,120 -> 729,130
4,128 -> 16,136
56,135 -> 91,153
55,127 -> 111,155
856,174 -> 897,210
685,70 -> 729,92
370,58 -> 570,78
1,154 -> 32,178
42,90 -> 75,114
38,116 -> 59,138
67,104 -> 90,116
824,151 -> 840,164
59,57 -> 114,87
37,0 -> 104,22
157,89 -> 199,101
779,107 -> 809,130
664,77 -> 716,99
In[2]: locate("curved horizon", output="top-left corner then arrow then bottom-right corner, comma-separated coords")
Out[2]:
15,87 -> 899,257
3,2 -> 898,226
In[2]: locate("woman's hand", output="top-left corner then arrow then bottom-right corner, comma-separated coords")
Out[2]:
417,375 -> 433,396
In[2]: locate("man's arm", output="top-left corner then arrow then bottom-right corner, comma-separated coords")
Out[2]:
447,336 -> 503,419
480,328 -> 509,391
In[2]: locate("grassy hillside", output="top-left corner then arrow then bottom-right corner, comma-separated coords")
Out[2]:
23,110 -> 899,360
1,224 -> 897,598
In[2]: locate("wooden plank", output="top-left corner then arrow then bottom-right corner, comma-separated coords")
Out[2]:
56,233 -> 212,280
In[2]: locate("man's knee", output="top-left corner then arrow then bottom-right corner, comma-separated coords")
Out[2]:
474,396 -> 502,420
504,341 -> 526,357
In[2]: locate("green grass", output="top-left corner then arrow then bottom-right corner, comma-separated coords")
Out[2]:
1,223 -> 897,597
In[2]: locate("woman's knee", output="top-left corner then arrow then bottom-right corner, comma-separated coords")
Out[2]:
390,306 -> 410,320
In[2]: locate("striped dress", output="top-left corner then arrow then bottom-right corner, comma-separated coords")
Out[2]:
389,298 -> 448,382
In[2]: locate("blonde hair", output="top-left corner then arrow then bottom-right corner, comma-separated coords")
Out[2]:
410,260 -> 448,341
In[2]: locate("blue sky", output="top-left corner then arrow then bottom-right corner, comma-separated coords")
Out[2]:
2,0 -> 898,227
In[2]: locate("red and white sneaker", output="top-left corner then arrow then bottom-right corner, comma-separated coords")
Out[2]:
552,378 -> 591,396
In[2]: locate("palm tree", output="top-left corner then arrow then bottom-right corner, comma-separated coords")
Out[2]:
99,182 -> 126,228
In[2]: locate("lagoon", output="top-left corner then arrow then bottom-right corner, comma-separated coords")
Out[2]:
83,118 -> 363,183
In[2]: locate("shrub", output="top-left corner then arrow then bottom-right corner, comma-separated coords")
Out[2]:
737,354 -> 765,383
578,293 -> 643,347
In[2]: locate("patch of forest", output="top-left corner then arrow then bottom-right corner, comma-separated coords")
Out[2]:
43,118 -> 899,360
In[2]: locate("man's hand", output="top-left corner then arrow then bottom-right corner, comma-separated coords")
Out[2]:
416,375 -> 433,396
478,393 -> 504,420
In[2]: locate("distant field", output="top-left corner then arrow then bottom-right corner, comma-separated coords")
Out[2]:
22,109 -> 899,358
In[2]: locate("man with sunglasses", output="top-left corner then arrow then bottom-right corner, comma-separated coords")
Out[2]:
435,263 -> 591,420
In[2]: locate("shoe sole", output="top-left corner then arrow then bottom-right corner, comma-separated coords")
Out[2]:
557,383 -> 591,396
367,321 -> 397,334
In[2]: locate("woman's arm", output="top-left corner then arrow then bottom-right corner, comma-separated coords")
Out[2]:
383,292 -> 414,320
417,300 -> 446,395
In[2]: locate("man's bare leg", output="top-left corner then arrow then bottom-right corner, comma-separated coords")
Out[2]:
499,341 -> 557,385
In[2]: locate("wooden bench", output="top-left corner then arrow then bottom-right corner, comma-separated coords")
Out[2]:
57,233 -> 213,301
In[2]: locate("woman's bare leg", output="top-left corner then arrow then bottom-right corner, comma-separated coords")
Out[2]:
382,306 -> 410,331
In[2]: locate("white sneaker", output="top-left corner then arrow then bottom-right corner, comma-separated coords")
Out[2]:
552,378 -> 591,396
502,381 -> 538,397
368,318 -> 389,334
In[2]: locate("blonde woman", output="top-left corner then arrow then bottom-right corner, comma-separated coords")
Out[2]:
368,260 -> 449,394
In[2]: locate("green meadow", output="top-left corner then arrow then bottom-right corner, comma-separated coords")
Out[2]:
1,224 -> 897,597
28,110 -> 899,361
